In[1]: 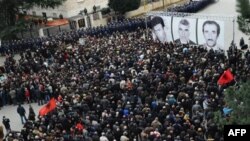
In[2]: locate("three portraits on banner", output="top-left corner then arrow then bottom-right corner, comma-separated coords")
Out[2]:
150,16 -> 225,52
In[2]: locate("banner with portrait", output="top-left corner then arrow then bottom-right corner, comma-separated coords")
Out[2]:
150,16 -> 172,43
149,15 -> 227,51
197,19 -> 225,51
172,17 -> 197,45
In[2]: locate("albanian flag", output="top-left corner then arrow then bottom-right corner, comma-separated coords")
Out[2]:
39,98 -> 56,116
76,122 -> 84,131
217,69 -> 234,85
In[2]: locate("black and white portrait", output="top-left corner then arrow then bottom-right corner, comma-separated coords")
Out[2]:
150,16 -> 172,43
198,19 -> 225,51
173,17 -> 197,45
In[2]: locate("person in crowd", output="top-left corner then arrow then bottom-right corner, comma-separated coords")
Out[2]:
168,0 -> 214,13
0,125 -> 4,141
100,132 -> 109,141
240,37 -> 245,47
2,116 -> 10,134
28,105 -> 36,121
202,20 -> 223,52
25,87 -> 31,104
0,17 -> 248,141
120,131 -> 129,141
175,18 -> 196,45
17,104 -> 27,124
150,16 -> 169,43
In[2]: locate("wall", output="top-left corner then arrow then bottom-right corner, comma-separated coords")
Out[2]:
27,0 -> 109,18
30,0 -> 187,33
27,5 -> 66,18
89,12 -> 107,27
89,0 -> 186,27
64,0 -> 108,18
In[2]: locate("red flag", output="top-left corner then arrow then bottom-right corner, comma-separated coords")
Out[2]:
39,98 -> 56,116
218,69 -> 234,85
75,122 -> 84,131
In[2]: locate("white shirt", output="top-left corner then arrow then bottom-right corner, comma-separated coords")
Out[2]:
100,136 -> 109,141
120,135 -> 129,141
204,44 -> 224,53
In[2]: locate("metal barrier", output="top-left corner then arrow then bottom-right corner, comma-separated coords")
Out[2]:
16,24 -> 71,39
43,24 -> 71,37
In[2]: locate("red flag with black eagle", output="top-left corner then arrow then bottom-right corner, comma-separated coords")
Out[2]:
39,98 -> 56,116
217,69 -> 234,85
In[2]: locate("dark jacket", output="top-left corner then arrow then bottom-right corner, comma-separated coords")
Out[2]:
17,105 -> 26,116
2,118 -> 10,129
174,39 -> 196,45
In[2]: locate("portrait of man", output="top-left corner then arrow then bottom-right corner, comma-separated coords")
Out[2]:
175,19 -> 196,45
150,16 -> 169,43
202,20 -> 223,51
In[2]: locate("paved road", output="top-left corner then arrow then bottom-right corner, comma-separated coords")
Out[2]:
0,55 -> 21,66
0,103 -> 43,136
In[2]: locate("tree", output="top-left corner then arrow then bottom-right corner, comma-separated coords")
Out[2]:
214,81 -> 250,132
236,0 -> 250,19
109,0 -> 141,15
236,0 -> 250,34
101,8 -> 111,16
0,0 -> 66,40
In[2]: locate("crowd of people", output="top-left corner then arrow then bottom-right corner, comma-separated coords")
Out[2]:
1,2 -> 250,138
0,18 -> 249,140
167,0 -> 216,13
0,18 -> 146,55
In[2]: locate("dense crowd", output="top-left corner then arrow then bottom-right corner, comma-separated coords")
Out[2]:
0,21 -> 249,141
0,18 -> 146,55
167,0 -> 216,13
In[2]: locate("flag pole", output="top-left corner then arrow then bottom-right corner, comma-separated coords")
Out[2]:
144,0 -> 146,10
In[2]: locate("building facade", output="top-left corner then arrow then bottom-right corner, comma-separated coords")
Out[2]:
27,0 -> 109,19
28,0 -> 184,31
27,0 -> 109,29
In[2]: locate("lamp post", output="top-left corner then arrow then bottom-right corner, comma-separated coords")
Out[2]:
233,19 -> 235,44
163,0 -> 165,9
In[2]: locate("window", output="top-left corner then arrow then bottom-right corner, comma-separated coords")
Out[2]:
32,11 -> 36,16
93,13 -> 100,20
59,14 -> 63,19
70,21 -> 77,30
95,6 -> 101,10
42,12 -> 47,18
78,18 -> 85,28
53,13 -> 57,18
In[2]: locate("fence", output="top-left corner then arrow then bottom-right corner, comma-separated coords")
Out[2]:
16,27 -> 40,39
43,24 -> 71,37
16,24 -> 71,39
